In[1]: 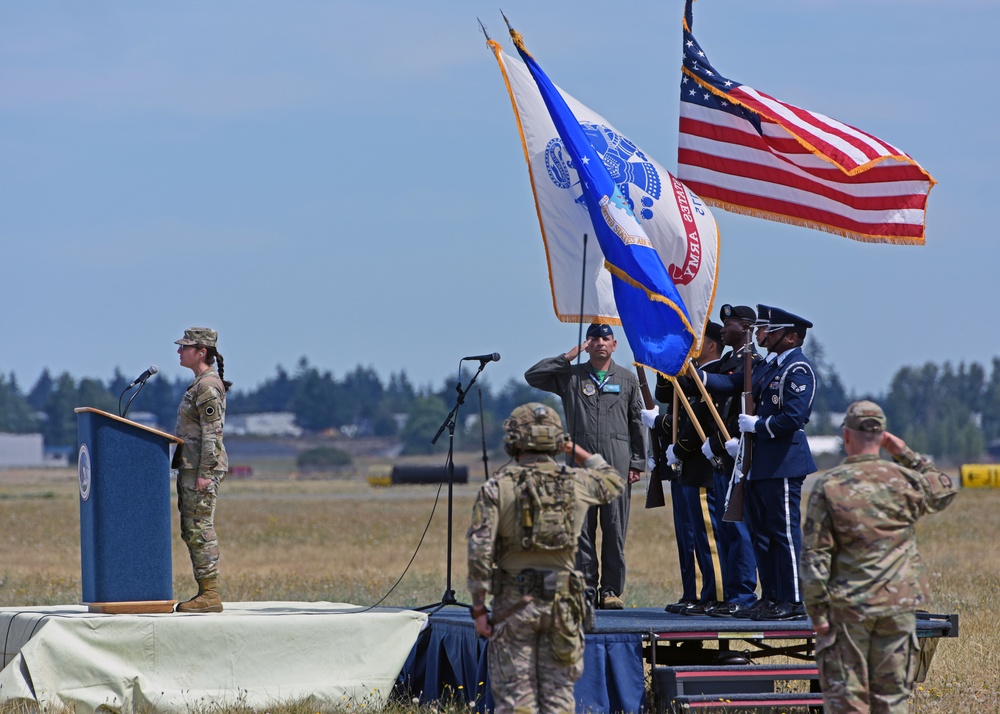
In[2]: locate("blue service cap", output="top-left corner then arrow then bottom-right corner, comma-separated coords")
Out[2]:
586,324 -> 614,339
766,306 -> 813,331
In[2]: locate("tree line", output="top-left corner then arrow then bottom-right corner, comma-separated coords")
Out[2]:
1,344 -> 997,463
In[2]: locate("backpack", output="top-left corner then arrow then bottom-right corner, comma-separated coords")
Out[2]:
516,466 -> 576,551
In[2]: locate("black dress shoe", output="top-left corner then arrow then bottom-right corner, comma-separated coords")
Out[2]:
732,599 -> 770,619
684,601 -> 724,616
708,602 -> 752,618
664,598 -> 698,614
752,600 -> 808,621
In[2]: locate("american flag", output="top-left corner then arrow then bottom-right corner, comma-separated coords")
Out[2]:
677,0 -> 934,245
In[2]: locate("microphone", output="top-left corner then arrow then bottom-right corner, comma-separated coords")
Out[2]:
128,365 -> 158,388
462,353 -> 501,363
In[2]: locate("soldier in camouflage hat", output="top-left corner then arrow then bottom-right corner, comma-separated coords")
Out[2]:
173,327 -> 233,613
800,400 -> 958,713
467,403 -> 624,713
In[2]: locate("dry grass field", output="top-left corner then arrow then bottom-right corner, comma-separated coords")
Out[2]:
1,456 -> 998,712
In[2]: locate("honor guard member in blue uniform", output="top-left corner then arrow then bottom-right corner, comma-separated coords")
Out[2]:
700,306 -> 817,620
700,305 -> 761,617
648,322 -> 726,614
525,324 -> 645,610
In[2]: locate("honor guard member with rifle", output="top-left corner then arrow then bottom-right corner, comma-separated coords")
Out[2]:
525,324 -> 644,610
700,305 -> 761,617
801,401 -> 958,713
698,306 -> 817,620
467,403 -> 624,714
648,322 -> 727,614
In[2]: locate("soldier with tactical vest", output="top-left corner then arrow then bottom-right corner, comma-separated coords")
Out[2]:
467,403 -> 624,714
173,327 -> 232,613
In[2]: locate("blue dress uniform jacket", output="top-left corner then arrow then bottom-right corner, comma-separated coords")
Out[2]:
704,347 -> 817,481
747,347 -> 817,481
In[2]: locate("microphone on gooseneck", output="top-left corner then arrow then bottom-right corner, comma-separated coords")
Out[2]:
128,364 -> 159,389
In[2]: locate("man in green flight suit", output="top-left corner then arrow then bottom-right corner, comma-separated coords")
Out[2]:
524,324 -> 644,609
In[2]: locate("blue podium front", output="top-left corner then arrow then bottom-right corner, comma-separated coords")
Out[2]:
76,407 -> 181,612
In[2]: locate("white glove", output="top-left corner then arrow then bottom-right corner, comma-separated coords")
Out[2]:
665,444 -> 679,466
640,407 -> 659,430
647,455 -> 656,472
701,439 -> 714,460
738,414 -> 760,433
725,438 -> 740,458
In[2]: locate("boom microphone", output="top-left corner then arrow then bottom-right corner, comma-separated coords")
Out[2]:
128,365 -> 158,388
462,353 -> 501,363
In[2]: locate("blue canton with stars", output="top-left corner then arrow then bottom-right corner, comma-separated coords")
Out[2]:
680,3 -> 763,135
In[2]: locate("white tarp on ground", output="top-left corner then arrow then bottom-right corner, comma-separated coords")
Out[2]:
0,601 -> 428,713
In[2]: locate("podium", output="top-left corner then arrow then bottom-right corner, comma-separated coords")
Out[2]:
75,407 -> 182,613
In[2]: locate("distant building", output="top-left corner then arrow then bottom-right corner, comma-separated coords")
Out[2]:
0,433 -> 45,468
807,434 -> 843,456
227,412 -> 303,438
126,411 -> 159,430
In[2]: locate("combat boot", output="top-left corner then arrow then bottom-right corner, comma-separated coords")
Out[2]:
176,577 -> 223,613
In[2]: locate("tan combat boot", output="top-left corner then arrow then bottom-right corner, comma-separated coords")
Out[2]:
176,577 -> 223,613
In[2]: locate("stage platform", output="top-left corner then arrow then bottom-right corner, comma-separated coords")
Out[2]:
0,601 -> 957,713
398,606 -> 958,713
0,602 -> 427,713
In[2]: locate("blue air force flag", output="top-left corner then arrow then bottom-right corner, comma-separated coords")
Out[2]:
488,38 -> 720,359
491,29 -> 718,375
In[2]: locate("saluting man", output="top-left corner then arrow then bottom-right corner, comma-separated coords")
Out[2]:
525,324 -> 644,610
801,401 -> 958,712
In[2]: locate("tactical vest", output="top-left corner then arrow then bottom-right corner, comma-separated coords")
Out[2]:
515,464 -> 576,551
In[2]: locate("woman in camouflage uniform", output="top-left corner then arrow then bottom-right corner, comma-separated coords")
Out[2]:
173,327 -> 231,613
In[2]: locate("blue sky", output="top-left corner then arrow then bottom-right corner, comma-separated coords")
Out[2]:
1,1 -> 994,398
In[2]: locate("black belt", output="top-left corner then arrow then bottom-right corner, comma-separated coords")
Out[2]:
498,569 -> 570,601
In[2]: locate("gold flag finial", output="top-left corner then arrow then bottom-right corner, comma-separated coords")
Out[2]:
500,10 -> 530,56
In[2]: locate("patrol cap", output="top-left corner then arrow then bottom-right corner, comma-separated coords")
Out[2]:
704,321 -> 724,346
841,400 -> 886,432
587,324 -> 614,339
720,304 -> 756,323
754,304 -> 772,327
175,327 -> 218,348
765,306 -> 813,332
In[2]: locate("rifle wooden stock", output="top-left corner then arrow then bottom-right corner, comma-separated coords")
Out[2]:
722,331 -> 755,523
637,368 -> 665,509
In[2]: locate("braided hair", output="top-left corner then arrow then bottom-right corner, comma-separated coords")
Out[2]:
203,346 -> 233,392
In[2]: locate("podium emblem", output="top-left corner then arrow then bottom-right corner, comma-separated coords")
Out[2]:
78,444 -> 92,501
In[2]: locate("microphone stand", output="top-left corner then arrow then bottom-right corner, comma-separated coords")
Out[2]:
119,380 -> 149,419
417,358 -> 492,613
478,388 -> 490,481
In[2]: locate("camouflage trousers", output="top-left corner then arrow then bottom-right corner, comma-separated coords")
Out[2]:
815,611 -> 919,714
488,589 -> 585,714
176,469 -> 225,582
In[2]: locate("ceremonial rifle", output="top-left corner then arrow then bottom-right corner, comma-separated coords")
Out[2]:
638,367 -> 665,508
723,329 -> 754,522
